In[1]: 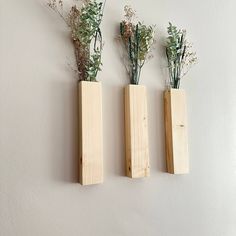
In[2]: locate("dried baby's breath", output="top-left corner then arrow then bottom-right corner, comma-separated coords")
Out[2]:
48,0 -> 105,82
119,6 -> 155,85
166,22 -> 198,89
124,5 -> 136,22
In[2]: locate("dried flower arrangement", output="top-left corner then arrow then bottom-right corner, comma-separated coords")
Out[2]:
166,22 -> 197,89
119,6 -> 155,85
48,0 -> 105,82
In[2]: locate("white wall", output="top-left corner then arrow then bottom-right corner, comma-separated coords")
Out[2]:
0,0 -> 236,235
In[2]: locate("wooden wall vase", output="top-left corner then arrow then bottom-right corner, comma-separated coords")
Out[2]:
78,81 -> 103,185
125,85 -> 150,178
164,89 -> 189,174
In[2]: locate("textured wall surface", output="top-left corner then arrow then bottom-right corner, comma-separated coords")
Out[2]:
0,0 -> 236,235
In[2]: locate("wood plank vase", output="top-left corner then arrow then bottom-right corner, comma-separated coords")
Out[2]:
78,81 -> 103,185
125,85 -> 150,178
164,89 -> 189,174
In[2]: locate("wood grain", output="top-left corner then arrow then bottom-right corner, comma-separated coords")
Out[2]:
164,89 -> 189,174
78,81 -> 103,185
125,85 -> 150,178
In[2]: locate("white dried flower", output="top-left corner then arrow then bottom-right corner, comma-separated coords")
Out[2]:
124,5 -> 136,22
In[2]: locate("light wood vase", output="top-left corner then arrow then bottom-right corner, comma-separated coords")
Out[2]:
78,81 -> 103,185
164,89 -> 189,174
125,85 -> 150,178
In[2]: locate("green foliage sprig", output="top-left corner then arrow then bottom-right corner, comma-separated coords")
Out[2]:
119,6 -> 155,85
48,0 -> 105,82
166,22 -> 197,89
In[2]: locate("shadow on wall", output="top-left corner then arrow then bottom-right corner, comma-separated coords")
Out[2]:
36,0 -> 80,184
103,83 -> 126,178
48,78 -> 79,183
157,88 -> 167,173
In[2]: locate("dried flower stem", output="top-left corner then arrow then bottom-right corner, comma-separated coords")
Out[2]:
166,22 -> 197,89
119,6 -> 155,85
48,0 -> 105,82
